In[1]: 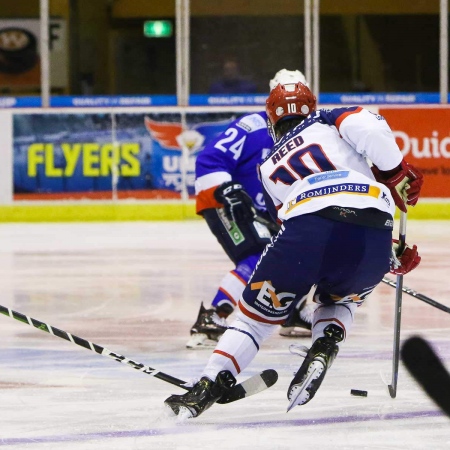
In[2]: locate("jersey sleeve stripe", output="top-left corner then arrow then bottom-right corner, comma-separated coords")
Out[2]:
335,106 -> 363,130
195,171 -> 231,193
196,187 -> 223,214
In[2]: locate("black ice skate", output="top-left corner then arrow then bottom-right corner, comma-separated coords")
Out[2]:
164,370 -> 236,419
287,324 -> 343,411
280,300 -> 315,338
186,302 -> 230,349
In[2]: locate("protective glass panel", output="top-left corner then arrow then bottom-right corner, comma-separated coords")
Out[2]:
320,0 -> 440,93
190,0 -> 306,96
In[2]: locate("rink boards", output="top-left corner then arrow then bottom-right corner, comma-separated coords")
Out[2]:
0,104 -> 449,221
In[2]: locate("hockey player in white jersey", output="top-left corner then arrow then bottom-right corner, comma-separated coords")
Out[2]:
187,69 -> 314,349
165,82 -> 423,418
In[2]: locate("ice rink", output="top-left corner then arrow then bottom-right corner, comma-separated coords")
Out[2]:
0,219 -> 449,449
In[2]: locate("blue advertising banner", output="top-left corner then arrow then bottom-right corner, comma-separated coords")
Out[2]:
2,93 -> 445,109
13,112 -> 238,200
0,95 -> 178,108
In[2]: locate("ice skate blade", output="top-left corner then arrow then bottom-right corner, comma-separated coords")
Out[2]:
162,404 -> 177,418
177,406 -> 196,421
186,333 -> 218,349
287,360 -> 325,412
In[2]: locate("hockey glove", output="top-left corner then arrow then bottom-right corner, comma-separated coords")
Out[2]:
214,181 -> 255,223
389,239 -> 421,275
372,160 -> 423,213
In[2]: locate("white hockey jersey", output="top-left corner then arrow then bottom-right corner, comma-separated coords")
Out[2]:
260,106 -> 403,222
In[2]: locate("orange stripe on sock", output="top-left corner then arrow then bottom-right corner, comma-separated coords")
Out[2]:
314,318 -> 347,339
213,349 -> 241,373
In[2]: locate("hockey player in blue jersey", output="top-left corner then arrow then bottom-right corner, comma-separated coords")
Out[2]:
165,82 -> 423,418
187,69 -> 315,349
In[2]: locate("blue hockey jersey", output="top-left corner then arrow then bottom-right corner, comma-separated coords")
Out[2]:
195,112 -> 274,214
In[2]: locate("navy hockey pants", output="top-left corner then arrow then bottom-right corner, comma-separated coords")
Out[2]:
238,213 -> 392,325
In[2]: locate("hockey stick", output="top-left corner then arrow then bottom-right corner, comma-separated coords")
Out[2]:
388,211 -> 407,399
0,304 -> 278,403
401,336 -> 450,418
381,277 -> 450,315
252,213 -> 281,233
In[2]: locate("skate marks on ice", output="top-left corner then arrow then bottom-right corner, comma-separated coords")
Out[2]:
0,221 -> 449,449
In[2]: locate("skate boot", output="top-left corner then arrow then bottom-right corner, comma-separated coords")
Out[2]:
287,324 -> 344,411
280,300 -> 315,338
186,302 -> 231,349
164,370 -> 236,419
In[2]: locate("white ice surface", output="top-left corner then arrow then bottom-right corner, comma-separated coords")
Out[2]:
0,220 -> 449,449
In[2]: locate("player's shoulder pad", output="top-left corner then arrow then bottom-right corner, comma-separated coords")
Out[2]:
319,106 -> 387,129
236,112 -> 267,133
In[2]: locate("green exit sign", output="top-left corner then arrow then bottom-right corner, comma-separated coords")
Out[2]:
143,20 -> 173,38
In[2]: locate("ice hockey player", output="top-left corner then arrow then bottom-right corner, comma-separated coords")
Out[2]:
187,69 -> 314,349
165,82 -> 423,418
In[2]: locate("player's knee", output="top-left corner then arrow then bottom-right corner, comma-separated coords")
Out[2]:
233,313 -> 276,343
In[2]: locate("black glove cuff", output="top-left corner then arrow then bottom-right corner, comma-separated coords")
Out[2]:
214,181 -> 244,203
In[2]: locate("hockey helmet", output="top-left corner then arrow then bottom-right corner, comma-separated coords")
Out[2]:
269,69 -> 308,91
266,82 -> 317,129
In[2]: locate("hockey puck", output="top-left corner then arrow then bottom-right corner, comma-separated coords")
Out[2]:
351,389 -> 368,397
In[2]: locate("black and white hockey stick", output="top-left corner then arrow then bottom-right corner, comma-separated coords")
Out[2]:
252,213 -> 281,233
401,336 -> 450,418
0,304 -> 278,404
382,277 -> 450,314
388,211 -> 407,399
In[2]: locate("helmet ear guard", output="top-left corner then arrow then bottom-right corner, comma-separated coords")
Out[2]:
266,82 -> 317,133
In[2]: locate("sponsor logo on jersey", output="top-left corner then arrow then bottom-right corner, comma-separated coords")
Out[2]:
286,183 -> 381,212
236,113 -> 267,133
250,280 -> 295,310
236,121 -> 251,132
332,206 -> 357,217
307,170 -> 349,184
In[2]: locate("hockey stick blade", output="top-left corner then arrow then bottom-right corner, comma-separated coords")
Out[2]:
401,336 -> 450,417
0,304 -> 276,404
217,369 -> 278,404
382,277 -> 450,314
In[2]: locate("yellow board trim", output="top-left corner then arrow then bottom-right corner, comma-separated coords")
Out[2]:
0,203 -> 198,222
0,201 -> 447,222
396,202 -> 450,220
